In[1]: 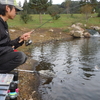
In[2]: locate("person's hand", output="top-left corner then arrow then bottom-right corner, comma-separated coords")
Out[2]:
19,30 -> 34,43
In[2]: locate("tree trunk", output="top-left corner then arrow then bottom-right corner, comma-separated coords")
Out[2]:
66,6 -> 70,14
85,13 -> 89,22
39,12 -> 42,24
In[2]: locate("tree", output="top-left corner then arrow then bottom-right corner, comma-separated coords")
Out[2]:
20,0 -> 32,24
80,0 -> 97,11
60,1 -> 80,14
90,0 -> 97,4
29,0 -> 52,23
23,0 -> 29,13
47,5 -> 60,20
69,1 -> 80,17
20,11 -> 31,24
80,4 -> 93,21
80,0 -> 97,21
65,0 -> 71,14
18,1 -> 21,7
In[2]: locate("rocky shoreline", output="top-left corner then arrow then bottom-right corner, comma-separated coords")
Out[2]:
17,59 -> 41,100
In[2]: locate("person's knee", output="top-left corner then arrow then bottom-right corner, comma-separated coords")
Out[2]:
16,52 -> 27,64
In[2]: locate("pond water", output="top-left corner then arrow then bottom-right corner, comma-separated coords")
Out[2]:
31,37 -> 100,100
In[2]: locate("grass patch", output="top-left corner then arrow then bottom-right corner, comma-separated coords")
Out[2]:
8,13 -> 100,29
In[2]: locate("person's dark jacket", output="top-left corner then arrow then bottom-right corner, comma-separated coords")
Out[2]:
0,17 -> 24,56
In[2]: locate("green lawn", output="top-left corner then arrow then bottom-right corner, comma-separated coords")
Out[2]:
8,13 -> 100,29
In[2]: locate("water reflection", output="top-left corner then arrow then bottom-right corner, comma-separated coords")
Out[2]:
43,78 -> 53,85
32,37 -> 100,100
81,67 -> 94,72
36,61 -> 54,71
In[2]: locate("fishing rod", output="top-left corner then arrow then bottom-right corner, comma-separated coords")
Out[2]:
23,18 -> 53,46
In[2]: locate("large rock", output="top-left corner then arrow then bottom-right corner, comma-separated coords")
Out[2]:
70,23 -> 85,38
70,23 -> 91,38
71,30 -> 84,38
90,26 -> 100,30
71,24 -> 84,31
83,31 -> 91,38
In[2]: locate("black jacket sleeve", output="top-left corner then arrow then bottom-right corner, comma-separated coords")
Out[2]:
0,26 -> 24,56
8,36 -> 24,49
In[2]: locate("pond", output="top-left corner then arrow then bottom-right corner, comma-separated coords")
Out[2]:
31,37 -> 100,100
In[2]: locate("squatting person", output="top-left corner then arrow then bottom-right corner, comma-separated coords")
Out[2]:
0,0 -> 32,73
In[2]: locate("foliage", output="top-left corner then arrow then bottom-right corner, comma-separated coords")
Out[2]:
80,4 -> 93,14
79,0 -> 98,13
29,0 -> 52,12
23,0 -> 28,12
18,1 -> 21,7
80,2 -> 94,21
60,1 -> 80,14
47,5 -> 60,20
23,0 -> 33,14
19,0 -> 100,15
29,0 -> 52,23
97,9 -> 100,17
97,2 -> 100,16
20,0 -> 33,24
20,11 -> 32,24
65,0 -> 71,14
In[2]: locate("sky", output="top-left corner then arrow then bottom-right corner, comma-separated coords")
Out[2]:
16,0 -> 65,5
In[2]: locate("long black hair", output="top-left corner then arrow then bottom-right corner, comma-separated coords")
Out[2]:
0,4 -> 13,16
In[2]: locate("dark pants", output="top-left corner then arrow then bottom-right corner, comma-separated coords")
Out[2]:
0,51 -> 27,73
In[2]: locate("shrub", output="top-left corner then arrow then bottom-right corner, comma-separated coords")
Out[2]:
97,9 -> 100,17
20,11 -> 32,24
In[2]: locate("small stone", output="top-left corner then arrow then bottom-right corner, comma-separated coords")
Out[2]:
32,91 -> 36,95
49,29 -> 54,32
9,29 -> 16,32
